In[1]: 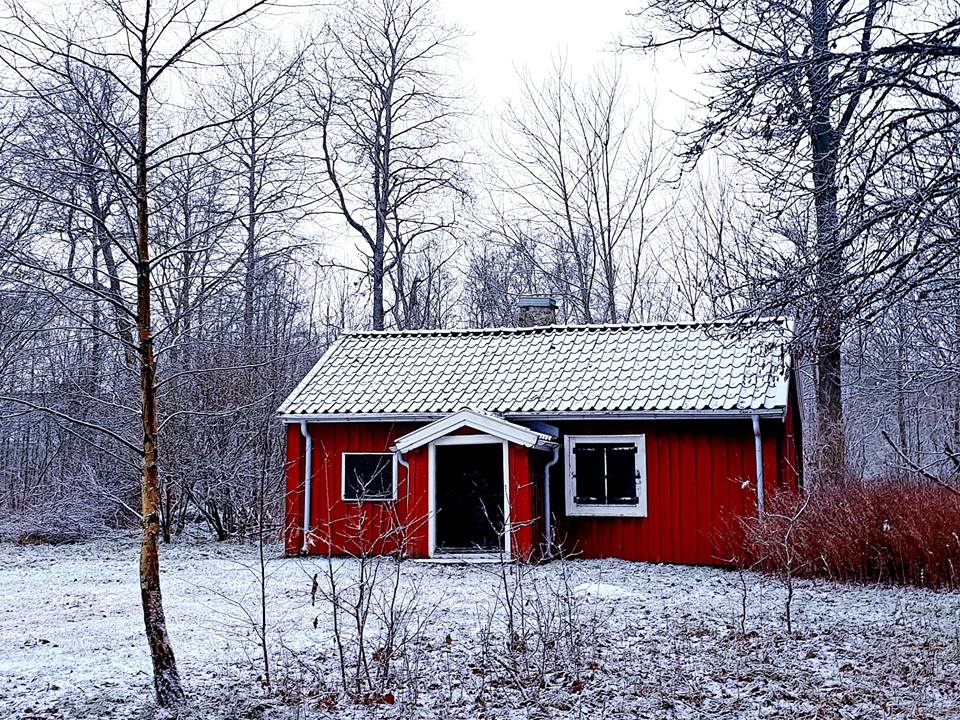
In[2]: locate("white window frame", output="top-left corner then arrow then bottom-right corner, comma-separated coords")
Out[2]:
341,452 -> 398,503
564,434 -> 648,517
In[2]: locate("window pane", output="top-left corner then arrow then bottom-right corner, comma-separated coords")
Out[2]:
605,445 -> 638,504
344,454 -> 393,500
573,444 -> 605,502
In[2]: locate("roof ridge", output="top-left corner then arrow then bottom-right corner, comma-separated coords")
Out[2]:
341,316 -> 790,338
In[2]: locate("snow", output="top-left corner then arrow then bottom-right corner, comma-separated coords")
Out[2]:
573,581 -> 635,599
1,536 -> 959,719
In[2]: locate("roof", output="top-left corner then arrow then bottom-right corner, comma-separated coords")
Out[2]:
393,410 -> 558,453
278,318 -> 794,420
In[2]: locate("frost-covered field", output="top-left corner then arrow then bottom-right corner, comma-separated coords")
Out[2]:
1,536 -> 959,720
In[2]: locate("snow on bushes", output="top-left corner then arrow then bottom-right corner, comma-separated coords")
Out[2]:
0,491 -> 117,545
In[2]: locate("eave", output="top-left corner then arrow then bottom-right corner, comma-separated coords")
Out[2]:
277,407 -> 788,423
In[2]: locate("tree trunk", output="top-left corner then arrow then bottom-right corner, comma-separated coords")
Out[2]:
372,241 -> 385,330
244,113 -> 258,341
88,213 -> 102,394
814,329 -> 845,475
895,312 -> 909,456
136,38 -> 184,708
954,307 -> 960,452
91,191 -> 137,367
809,0 -> 847,480
372,90 -> 392,331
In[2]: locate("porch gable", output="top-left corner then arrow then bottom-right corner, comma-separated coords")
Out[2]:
392,409 -> 557,453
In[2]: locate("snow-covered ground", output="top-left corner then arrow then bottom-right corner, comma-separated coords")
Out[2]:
1,536 -> 959,719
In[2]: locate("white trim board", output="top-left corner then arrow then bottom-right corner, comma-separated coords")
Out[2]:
394,409 -> 556,453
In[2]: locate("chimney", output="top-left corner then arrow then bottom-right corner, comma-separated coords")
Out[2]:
516,295 -> 558,327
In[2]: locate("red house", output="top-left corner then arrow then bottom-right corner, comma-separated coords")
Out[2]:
279,302 -> 801,564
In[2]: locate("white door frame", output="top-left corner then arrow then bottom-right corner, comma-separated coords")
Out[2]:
428,434 -> 511,558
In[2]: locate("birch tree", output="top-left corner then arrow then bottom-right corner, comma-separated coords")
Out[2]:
0,0 -> 283,706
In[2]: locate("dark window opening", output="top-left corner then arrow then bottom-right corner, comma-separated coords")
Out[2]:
573,443 -> 639,505
343,453 -> 394,501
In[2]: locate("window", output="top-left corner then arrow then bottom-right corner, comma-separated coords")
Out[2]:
564,435 -> 647,517
342,453 -> 396,501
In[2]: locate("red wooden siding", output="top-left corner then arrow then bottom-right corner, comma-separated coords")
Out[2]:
508,442 -> 538,558
549,420 -> 762,565
302,421 -> 425,557
282,422 -> 544,558
284,423 -> 305,555
283,397 -> 802,564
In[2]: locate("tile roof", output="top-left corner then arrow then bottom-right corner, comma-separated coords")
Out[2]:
278,318 -> 794,418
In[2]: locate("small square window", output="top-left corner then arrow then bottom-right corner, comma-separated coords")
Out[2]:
342,453 -> 396,501
565,435 -> 647,517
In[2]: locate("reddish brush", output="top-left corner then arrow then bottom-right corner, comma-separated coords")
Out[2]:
740,476 -> 960,589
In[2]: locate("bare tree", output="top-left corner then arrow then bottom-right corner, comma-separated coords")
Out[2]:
302,0 -> 467,330
656,166 -> 766,321
461,229 -> 541,327
208,35 -> 312,341
490,60 -> 670,323
633,0 -> 960,478
0,0 -> 284,706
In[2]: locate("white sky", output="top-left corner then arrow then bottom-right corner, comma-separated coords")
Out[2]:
14,0 -> 710,264
19,0 -> 705,134
439,0 -> 632,98
434,0 -> 700,135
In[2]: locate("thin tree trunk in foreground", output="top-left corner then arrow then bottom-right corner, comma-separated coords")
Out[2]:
135,22 -> 184,706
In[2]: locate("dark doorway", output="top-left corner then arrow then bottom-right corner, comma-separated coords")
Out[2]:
435,443 -> 504,553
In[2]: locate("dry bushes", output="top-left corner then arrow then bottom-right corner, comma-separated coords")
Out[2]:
311,550 -> 435,702
474,552 -> 605,700
0,487 -> 121,544
741,477 -> 960,589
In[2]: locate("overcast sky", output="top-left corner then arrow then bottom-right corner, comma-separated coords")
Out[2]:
434,0 -> 699,134
438,0 -> 632,98
285,0 -> 706,256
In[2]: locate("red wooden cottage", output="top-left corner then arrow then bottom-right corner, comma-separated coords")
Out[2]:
279,302 -> 801,564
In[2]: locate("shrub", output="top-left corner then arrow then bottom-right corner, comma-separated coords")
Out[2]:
0,486 -> 121,544
741,477 -> 960,589
0,472 -> 133,545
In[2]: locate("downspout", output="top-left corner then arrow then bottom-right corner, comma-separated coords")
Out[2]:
752,415 -> 764,513
394,449 -> 411,556
299,420 -> 313,553
543,445 -> 561,558
395,448 -> 410,479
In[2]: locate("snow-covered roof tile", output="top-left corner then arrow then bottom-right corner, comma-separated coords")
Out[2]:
278,318 -> 794,417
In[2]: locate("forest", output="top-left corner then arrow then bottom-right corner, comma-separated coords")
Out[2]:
0,0 -> 959,716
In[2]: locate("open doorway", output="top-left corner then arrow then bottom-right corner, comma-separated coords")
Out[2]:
434,442 -> 505,553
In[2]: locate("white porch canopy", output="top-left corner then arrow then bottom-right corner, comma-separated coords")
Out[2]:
392,409 -> 558,453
